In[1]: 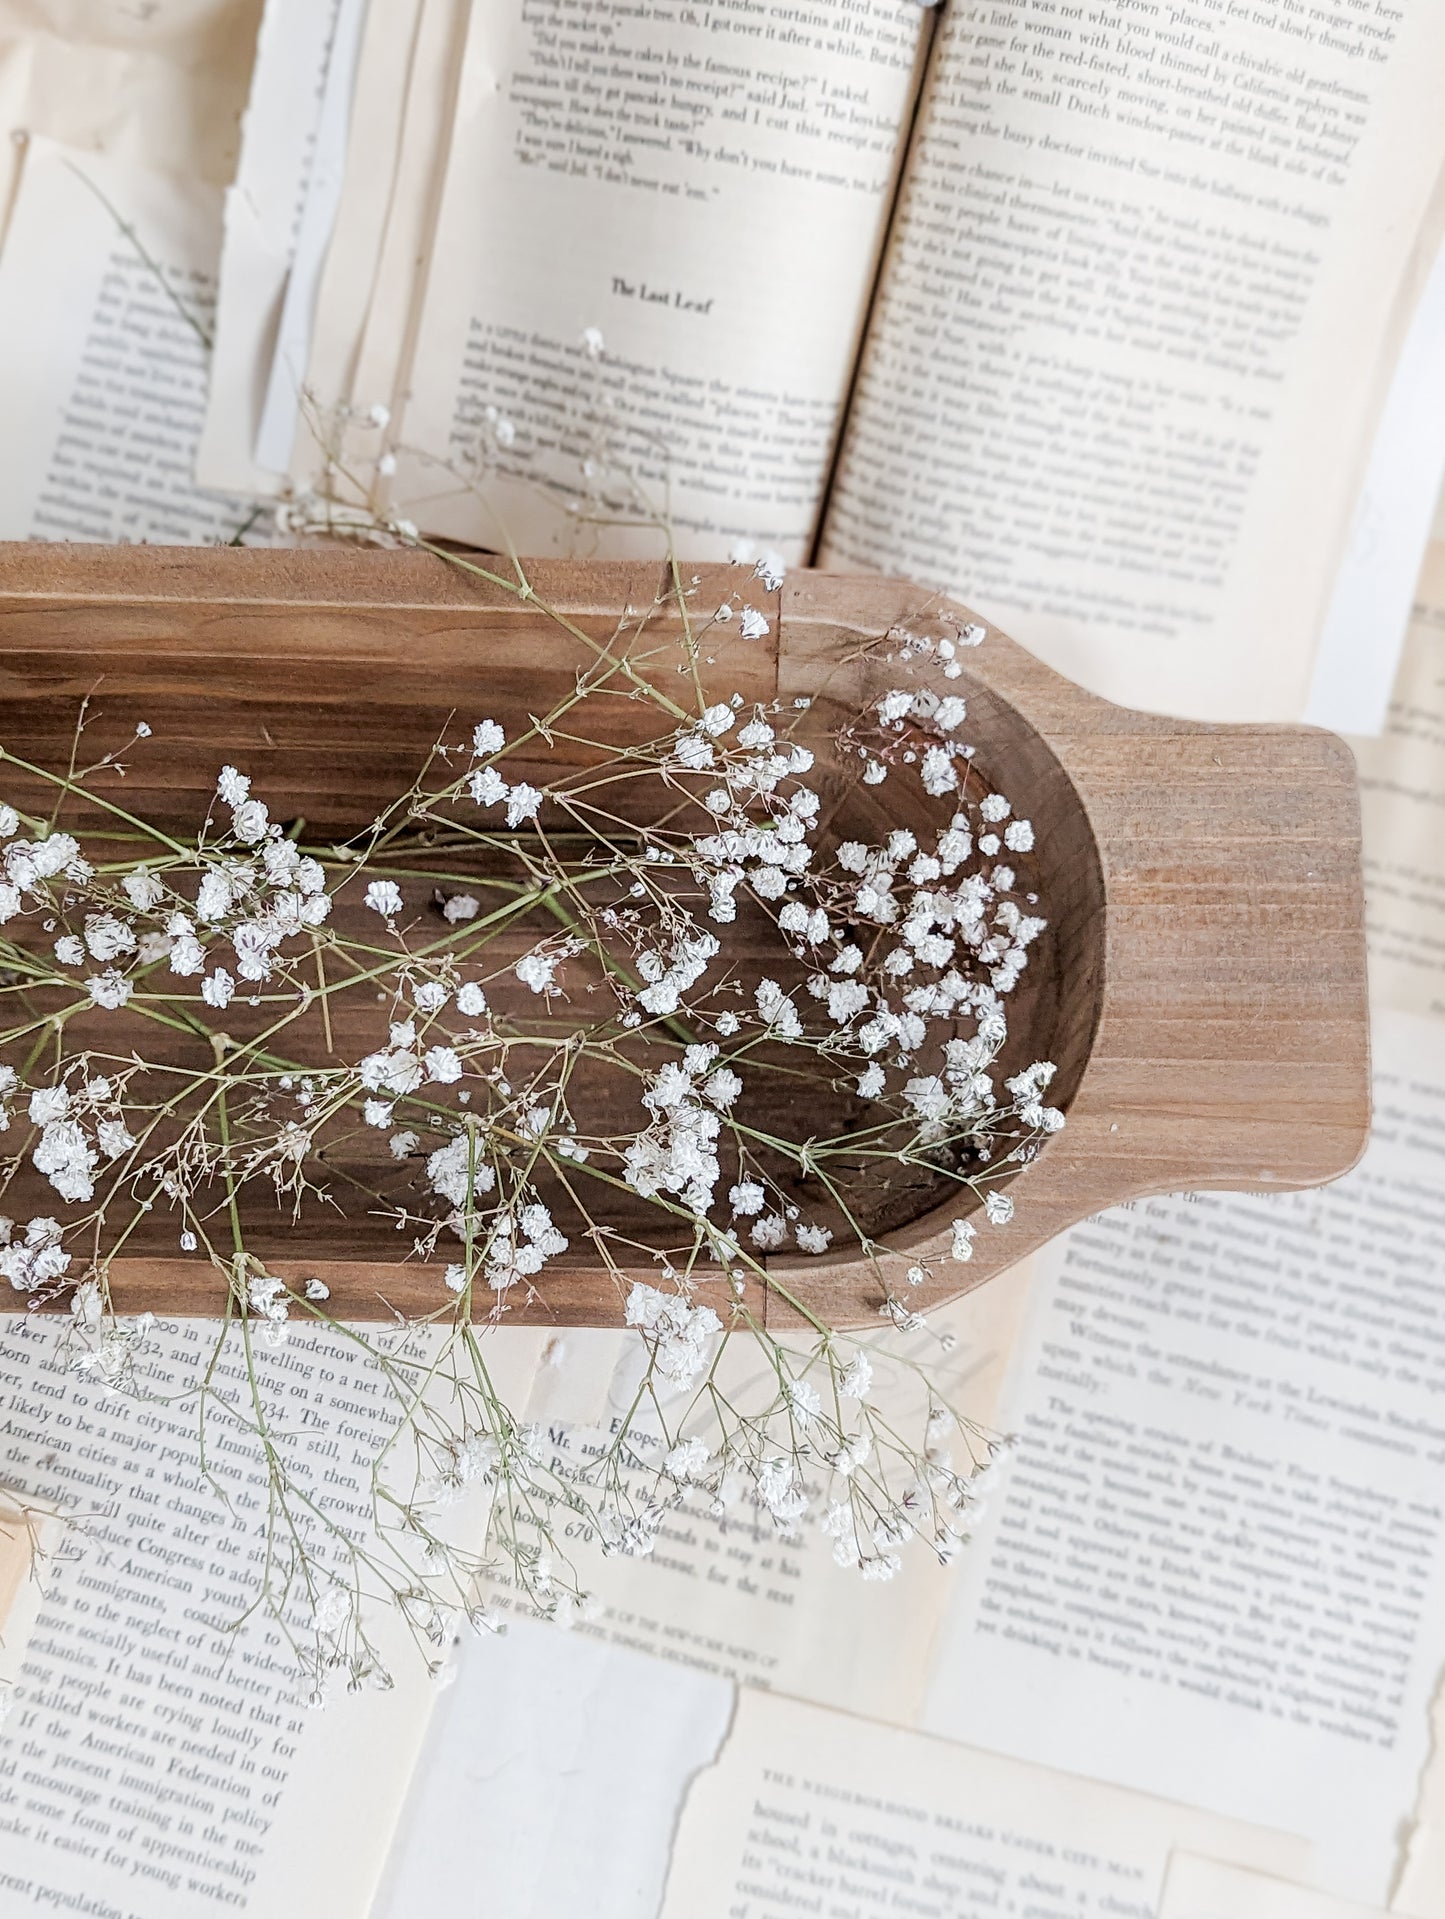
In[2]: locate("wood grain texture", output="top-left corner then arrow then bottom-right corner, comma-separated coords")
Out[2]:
0,543 -> 1370,1329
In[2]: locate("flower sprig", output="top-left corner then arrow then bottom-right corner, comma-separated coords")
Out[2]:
0,550 -> 1060,1694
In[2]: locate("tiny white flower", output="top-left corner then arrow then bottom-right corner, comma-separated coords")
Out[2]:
472,720 -> 505,756
840,1352 -> 873,1400
201,969 -> 235,1008
787,1379 -> 821,1422
122,872 -> 165,911
515,950 -> 558,993
196,871 -> 233,922
469,766 -> 509,807
365,879 -> 404,917
29,1086 -> 69,1124
84,914 -> 136,961
170,933 -> 205,977
217,766 -> 251,807
97,1119 -> 135,1158
313,1586 -> 351,1635
33,1118 -> 96,1202
702,1067 -> 742,1109
738,607 -> 769,641
664,1436 -> 711,1482
505,784 -> 543,828
424,1045 -> 463,1084
456,982 -> 488,1017
921,746 -> 957,797
232,798 -> 270,844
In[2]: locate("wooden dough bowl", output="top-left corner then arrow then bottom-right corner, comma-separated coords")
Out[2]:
0,543 -> 1369,1329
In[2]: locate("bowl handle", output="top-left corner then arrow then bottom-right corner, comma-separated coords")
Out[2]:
766,582 -> 1371,1331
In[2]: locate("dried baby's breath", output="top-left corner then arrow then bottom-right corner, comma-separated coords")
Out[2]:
0,482 -> 1061,1697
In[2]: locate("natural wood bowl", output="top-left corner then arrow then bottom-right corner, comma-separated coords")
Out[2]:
0,544 -> 1369,1328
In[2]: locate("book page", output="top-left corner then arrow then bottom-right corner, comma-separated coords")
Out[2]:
1162,1855 -> 1388,1919
1352,541 -> 1445,1021
0,139 -> 264,545
659,1688 -> 1312,1918
1304,228 -> 1445,738
372,1618 -> 734,1919
820,0 -> 1445,722
0,0 -> 258,237
0,1496 -> 59,1699
481,1254 -> 1035,1721
250,0 -> 368,475
1394,1675 -> 1445,1915
287,0 -> 464,500
919,1008 -> 1445,1903
194,0 -> 350,497
390,0 -> 932,562
0,1312 -> 543,1918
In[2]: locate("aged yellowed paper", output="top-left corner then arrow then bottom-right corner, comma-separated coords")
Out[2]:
1163,1854 -> 1388,1919
0,0 -> 258,232
391,0 -> 931,560
195,0 -> 350,496
0,1319 -> 544,1918
491,1254 -> 1035,1721
1352,540 -> 1445,1019
920,1009 -> 1445,1902
660,1688 -> 1312,1917
822,0 -> 1445,723
0,139 -> 259,543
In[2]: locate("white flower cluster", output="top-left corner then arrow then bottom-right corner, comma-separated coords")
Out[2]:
21,1076 -> 136,1212
0,587 -> 1063,1670
624,1046 -> 736,1217
624,1282 -> 722,1389
0,1213 -> 71,1293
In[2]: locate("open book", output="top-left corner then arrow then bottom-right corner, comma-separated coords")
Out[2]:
196,0 -> 1445,728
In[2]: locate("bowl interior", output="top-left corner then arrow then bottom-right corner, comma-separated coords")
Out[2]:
0,591 -> 1107,1276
